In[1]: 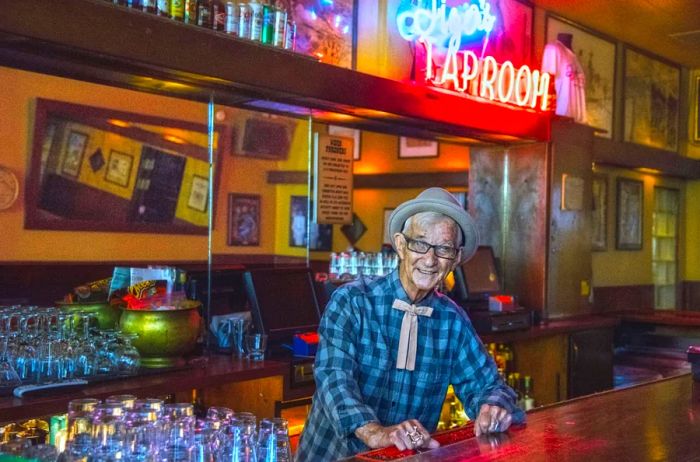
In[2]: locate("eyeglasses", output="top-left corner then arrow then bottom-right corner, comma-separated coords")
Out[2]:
402,234 -> 459,260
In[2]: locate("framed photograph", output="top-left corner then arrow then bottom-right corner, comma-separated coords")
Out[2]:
228,194 -> 260,246
187,175 -> 209,213
623,47 -> 680,151
290,0 -> 357,69
382,208 -> 395,245
104,150 -> 133,187
289,195 -> 333,250
694,76 -> 700,143
399,137 -> 438,159
328,125 -> 361,160
546,15 -> 616,138
62,130 -> 88,177
616,178 -> 643,250
592,174 -> 608,251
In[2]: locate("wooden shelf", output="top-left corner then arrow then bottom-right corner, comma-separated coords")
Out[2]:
0,0 -> 550,143
593,137 -> 700,179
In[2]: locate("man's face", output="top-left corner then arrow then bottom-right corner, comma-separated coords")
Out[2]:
394,215 -> 461,301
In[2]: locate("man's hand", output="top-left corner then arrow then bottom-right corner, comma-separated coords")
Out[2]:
355,420 -> 441,451
474,404 -> 513,436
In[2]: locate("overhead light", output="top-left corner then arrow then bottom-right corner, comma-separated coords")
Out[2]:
164,134 -> 186,144
636,167 -> 662,174
108,119 -> 130,128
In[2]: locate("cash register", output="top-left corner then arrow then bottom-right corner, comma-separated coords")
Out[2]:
452,246 -> 532,334
243,267 -> 320,388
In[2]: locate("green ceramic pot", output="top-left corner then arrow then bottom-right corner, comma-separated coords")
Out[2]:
118,302 -> 202,368
56,301 -> 122,330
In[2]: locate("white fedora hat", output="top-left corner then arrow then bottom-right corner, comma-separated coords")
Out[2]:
387,187 -> 478,263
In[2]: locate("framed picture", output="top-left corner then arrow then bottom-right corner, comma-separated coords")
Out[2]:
616,178 -> 643,250
340,213 -> 367,245
227,194 -> 260,246
104,150 -> 133,187
382,208 -> 395,245
399,137 -> 438,159
489,0 -> 533,68
62,130 -> 88,177
592,174 -> 608,251
187,175 -> 209,212
546,15 -> 616,138
328,125 -> 361,160
290,0 -> 357,69
694,76 -> 700,143
289,195 -> 333,250
623,47 -> 680,151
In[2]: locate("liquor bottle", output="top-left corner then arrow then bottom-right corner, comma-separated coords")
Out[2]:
197,0 -> 213,28
156,0 -> 170,15
141,0 -> 157,13
170,0 -> 185,20
224,1 -> 240,36
273,4 -> 287,48
523,376 -> 535,411
184,0 -> 198,23
239,2 -> 252,39
212,0 -> 225,31
191,389 -> 207,418
249,0 -> 264,41
261,3 -> 275,45
284,19 -> 296,51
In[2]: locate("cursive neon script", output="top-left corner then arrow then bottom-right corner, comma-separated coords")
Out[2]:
397,0 -> 496,47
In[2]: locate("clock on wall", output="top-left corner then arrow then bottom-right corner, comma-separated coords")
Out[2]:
0,166 -> 19,210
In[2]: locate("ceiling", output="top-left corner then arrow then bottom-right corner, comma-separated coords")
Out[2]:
534,0 -> 700,69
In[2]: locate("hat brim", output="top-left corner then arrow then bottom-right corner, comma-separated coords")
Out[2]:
388,198 -> 478,263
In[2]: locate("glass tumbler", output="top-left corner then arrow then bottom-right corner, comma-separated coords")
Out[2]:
124,408 -> 159,462
161,403 -> 196,462
244,334 -> 267,361
91,402 -> 127,462
256,418 -> 291,462
65,398 -> 100,458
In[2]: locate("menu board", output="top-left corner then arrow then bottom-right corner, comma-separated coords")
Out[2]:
314,133 -> 353,225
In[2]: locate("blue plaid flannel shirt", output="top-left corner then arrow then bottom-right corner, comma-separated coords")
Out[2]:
295,270 -> 525,461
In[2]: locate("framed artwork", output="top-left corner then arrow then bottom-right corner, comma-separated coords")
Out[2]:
545,15 -> 616,138
399,137 -> 438,159
287,0 -> 357,69
328,125 -> 361,160
289,195 -> 333,250
623,47 -> 680,151
382,208 -> 395,245
616,178 -> 643,250
340,213 -> 367,245
694,76 -> 700,143
592,174 -> 608,251
104,150 -> 133,187
62,130 -> 88,177
228,194 -> 260,246
187,175 -> 209,212
488,0 -> 533,68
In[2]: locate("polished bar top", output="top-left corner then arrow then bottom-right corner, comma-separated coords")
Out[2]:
609,309 -> 700,328
480,314 -> 619,344
0,356 -> 288,423
348,373 -> 700,461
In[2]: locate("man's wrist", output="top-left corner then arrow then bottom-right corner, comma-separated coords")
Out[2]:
354,421 -> 383,447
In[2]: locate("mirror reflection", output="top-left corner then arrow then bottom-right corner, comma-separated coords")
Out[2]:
28,98 -> 228,235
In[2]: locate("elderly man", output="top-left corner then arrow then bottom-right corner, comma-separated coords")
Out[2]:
296,188 -> 524,461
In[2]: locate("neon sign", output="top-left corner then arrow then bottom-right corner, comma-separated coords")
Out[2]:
396,0 -> 552,111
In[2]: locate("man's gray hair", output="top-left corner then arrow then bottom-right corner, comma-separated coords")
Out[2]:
401,211 -> 463,246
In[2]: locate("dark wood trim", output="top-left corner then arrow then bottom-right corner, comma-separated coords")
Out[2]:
682,281 -> 700,311
266,171 -> 308,185
593,137 -> 700,179
592,284 -> 655,312
354,171 -> 468,189
0,0 -> 550,142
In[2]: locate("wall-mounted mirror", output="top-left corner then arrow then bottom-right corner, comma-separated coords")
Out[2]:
26,98 -> 229,235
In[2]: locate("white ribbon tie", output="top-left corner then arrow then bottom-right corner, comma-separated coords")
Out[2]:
392,299 -> 433,371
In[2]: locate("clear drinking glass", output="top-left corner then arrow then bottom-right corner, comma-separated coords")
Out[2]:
124,408 -> 159,462
244,334 -> 267,361
65,398 -> 100,459
161,403 -> 196,462
91,402 -> 127,462
106,394 -> 138,410
256,418 -> 291,462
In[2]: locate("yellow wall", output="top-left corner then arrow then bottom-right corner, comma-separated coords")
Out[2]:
591,165 -> 685,287
0,67 -> 211,261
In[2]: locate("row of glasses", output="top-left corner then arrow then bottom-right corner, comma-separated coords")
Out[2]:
0,305 -> 141,388
57,397 -> 291,462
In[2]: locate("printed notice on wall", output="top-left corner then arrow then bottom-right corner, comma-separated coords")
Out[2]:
314,133 -> 353,224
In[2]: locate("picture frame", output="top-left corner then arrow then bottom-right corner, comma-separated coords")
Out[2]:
623,47 -> 680,151
62,130 -> 88,177
227,193 -> 260,246
399,137 -> 438,159
187,175 -> 209,213
289,195 -> 333,250
340,213 -> 367,245
694,76 -> 700,143
382,208 -> 395,245
104,150 -> 133,187
328,125 -> 361,160
545,15 -> 616,138
489,0 -> 533,68
616,178 -> 643,250
291,0 -> 357,69
592,174 -> 608,251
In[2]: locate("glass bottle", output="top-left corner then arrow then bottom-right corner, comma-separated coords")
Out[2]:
522,376 -> 535,411
170,0 -> 185,20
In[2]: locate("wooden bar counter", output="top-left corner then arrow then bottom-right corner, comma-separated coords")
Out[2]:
0,356 -> 288,423
347,373 -> 700,461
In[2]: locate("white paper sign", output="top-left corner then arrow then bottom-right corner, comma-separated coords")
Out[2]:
314,133 -> 353,224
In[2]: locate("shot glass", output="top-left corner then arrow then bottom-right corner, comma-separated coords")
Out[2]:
245,334 -> 267,361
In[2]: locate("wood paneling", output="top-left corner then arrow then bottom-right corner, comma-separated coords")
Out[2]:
593,137 -> 700,179
512,334 -> 569,405
593,284 -> 654,312
682,281 -> 700,311
203,375 -> 284,419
